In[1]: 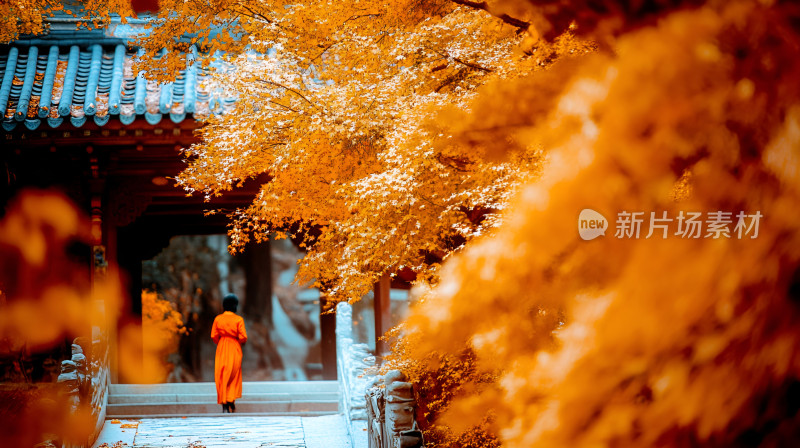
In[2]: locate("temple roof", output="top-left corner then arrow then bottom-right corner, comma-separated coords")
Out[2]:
0,6 -> 235,132
0,44 -> 235,132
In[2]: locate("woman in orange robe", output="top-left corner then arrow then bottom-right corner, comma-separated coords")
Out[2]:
211,294 -> 247,413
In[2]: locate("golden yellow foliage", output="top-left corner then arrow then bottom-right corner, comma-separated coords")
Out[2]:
0,190 -> 111,353
402,0 -> 800,446
129,0 -> 593,303
0,0 -> 132,44
1,2 -> 582,306
0,191 -> 181,443
141,290 -> 187,383
0,191 -> 123,446
385,324 -> 502,446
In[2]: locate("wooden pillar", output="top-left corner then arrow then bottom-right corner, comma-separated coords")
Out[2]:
88,152 -> 110,384
373,273 -> 391,357
320,294 -> 337,380
115,225 -> 143,383
104,218 -> 120,384
242,240 -> 273,322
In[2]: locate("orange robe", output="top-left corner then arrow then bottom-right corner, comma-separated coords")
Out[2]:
211,311 -> 247,404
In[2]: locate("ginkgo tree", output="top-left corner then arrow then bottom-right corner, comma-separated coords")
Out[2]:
3,0 -> 588,302
394,0 -> 800,446
131,0 -> 591,302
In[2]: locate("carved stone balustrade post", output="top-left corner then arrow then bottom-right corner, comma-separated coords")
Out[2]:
337,302 -> 381,446
56,335 -> 108,448
336,302 -> 422,448
382,371 -> 423,448
366,387 -> 385,448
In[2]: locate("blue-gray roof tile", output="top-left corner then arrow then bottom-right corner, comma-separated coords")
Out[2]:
1,44 -> 226,131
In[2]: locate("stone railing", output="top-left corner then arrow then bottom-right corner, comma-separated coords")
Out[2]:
334,301 -> 423,448
336,302 -> 380,446
365,371 -> 423,448
57,324 -> 109,448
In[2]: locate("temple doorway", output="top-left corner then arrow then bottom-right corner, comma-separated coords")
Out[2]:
142,235 -> 323,382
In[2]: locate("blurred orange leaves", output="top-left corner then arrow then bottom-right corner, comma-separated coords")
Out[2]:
400,1 -> 800,446
0,190 -> 120,354
0,191 -> 122,445
137,290 -> 187,383
0,190 -> 176,444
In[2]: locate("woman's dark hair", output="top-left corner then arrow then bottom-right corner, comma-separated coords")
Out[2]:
222,294 -> 239,313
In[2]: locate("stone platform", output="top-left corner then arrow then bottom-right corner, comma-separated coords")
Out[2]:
93,414 -> 358,448
107,381 -> 339,418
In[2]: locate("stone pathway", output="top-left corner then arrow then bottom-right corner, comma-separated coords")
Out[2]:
93,415 -> 354,448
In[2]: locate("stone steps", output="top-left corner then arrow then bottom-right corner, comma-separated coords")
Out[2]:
109,392 -> 339,404
107,381 -> 340,418
110,380 -> 337,395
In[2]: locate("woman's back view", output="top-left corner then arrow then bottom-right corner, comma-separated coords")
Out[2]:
211,294 -> 247,413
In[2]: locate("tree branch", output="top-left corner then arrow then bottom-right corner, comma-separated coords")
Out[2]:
449,0 -> 530,30
268,100 -> 298,113
237,4 -> 272,24
424,44 -> 494,73
449,54 -> 493,72
259,79 -> 323,113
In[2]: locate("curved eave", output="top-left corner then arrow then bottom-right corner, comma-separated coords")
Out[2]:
1,43 -> 232,131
